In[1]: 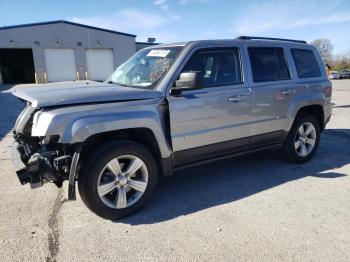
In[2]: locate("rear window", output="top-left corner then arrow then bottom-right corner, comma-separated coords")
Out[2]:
248,47 -> 290,82
291,48 -> 321,78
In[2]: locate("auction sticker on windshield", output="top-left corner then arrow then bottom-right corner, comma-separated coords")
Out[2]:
147,49 -> 171,57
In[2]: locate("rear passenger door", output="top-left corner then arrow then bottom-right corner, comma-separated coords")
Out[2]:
245,46 -> 297,144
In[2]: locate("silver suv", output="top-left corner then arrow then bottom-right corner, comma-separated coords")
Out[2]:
11,36 -> 332,219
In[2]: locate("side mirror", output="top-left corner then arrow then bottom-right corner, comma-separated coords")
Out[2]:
171,71 -> 203,95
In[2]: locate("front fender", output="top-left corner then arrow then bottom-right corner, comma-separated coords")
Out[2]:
68,112 -> 171,157
31,100 -> 172,158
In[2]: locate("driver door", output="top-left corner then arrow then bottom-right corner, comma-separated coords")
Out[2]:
167,47 -> 252,166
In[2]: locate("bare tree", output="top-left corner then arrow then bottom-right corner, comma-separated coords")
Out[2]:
310,39 -> 334,64
332,50 -> 350,71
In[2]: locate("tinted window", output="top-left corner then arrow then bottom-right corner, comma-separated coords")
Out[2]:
291,48 -> 321,78
248,47 -> 290,82
181,48 -> 242,87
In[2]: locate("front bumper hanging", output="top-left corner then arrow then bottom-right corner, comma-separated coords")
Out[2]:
11,140 -> 81,200
11,142 -> 55,188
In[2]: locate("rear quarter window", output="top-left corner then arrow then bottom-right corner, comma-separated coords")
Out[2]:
291,48 -> 322,78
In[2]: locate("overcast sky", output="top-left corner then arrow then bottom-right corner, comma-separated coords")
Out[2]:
0,0 -> 349,53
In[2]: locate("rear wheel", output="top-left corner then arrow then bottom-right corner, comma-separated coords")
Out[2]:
283,115 -> 320,163
78,140 -> 158,220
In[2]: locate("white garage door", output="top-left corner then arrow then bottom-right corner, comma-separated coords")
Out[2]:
86,49 -> 114,81
44,49 -> 77,82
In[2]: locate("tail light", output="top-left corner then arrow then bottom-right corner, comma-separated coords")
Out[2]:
324,85 -> 332,97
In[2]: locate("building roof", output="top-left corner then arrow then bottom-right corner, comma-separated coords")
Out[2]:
135,42 -> 160,45
0,20 -> 136,37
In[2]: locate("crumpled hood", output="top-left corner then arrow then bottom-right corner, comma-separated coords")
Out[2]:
8,81 -> 161,108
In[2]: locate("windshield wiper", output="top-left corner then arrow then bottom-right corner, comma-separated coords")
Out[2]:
106,81 -> 148,89
107,81 -> 129,87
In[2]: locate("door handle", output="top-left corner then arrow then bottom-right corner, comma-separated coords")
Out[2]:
228,95 -> 248,102
281,89 -> 296,96
281,90 -> 290,95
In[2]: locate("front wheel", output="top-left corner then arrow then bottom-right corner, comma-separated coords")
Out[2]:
78,140 -> 158,220
283,115 -> 320,163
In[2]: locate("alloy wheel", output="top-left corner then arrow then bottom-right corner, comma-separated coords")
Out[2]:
97,155 -> 148,209
294,122 -> 317,157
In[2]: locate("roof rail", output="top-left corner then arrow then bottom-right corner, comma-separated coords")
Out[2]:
236,36 -> 307,44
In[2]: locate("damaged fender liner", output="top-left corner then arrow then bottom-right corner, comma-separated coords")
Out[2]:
68,144 -> 81,200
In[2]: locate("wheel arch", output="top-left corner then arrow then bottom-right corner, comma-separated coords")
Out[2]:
78,128 -> 172,177
293,104 -> 325,131
80,128 -> 160,162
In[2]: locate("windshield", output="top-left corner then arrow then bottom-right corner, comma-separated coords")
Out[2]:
106,46 -> 183,89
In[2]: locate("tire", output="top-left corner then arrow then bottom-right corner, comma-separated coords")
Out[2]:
78,140 -> 159,220
282,115 -> 320,164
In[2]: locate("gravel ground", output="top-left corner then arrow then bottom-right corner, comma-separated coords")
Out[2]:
0,81 -> 349,262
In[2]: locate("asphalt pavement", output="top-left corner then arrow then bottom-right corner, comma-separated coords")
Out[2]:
1,81 -> 349,262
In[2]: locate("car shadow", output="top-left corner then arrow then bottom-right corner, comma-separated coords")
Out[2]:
118,130 -> 349,225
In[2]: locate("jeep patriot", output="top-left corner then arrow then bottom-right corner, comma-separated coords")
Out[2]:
10,36 -> 332,219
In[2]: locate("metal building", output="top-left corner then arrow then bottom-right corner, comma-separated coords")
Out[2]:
0,20 -> 137,84
136,38 -> 159,51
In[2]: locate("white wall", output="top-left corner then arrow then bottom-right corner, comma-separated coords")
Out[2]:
0,22 -> 136,83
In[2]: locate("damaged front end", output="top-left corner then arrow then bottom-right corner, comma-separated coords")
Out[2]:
11,104 -> 79,199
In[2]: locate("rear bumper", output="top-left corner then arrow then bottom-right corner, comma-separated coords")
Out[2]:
324,102 -> 332,128
325,114 -> 331,126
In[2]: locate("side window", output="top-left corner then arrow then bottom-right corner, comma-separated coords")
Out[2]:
291,48 -> 321,78
181,48 -> 242,88
248,47 -> 290,82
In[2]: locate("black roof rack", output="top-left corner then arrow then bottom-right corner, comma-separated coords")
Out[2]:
236,36 -> 307,44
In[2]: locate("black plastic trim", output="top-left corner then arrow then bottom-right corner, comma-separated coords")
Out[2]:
173,131 -> 286,166
173,144 -> 282,172
68,143 -> 81,200
236,36 -> 307,44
